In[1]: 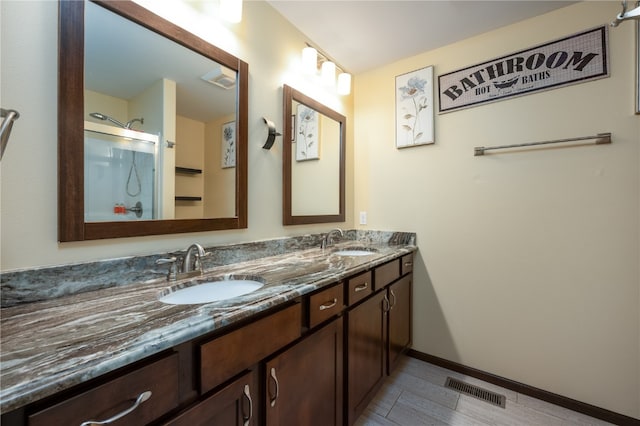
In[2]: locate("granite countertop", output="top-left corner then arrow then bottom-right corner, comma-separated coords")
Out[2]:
0,241 -> 416,413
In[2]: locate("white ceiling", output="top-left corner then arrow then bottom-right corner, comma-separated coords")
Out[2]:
267,1 -> 578,74
86,2 -> 237,123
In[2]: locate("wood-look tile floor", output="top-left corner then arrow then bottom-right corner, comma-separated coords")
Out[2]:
355,356 -> 615,426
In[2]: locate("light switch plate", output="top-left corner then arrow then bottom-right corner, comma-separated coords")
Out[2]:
359,211 -> 367,225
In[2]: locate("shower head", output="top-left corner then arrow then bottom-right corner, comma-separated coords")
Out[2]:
90,112 -> 127,129
89,112 -> 144,130
89,112 -> 107,120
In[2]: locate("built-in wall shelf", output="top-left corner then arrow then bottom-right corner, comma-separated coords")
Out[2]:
175,166 -> 202,174
175,196 -> 202,201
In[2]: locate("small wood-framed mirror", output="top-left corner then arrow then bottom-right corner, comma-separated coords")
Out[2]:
283,85 -> 346,225
58,0 -> 248,241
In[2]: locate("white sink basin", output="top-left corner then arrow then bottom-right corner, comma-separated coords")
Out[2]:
333,248 -> 377,257
159,277 -> 264,305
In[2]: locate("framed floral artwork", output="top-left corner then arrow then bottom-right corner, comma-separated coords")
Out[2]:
221,121 -> 236,168
295,104 -> 320,161
395,65 -> 434,148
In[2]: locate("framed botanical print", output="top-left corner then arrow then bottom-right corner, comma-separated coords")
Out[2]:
396,65 -> 434,148
221,121 -> 236,168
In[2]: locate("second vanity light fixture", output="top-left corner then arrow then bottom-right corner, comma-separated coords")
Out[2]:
220,0 -> 243,23
302,44 -> 352,95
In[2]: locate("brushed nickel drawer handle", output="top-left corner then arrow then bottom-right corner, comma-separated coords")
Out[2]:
242,384 -> 253,426
390,289 -> 397,310
269,367 -> 279,408
404,262 -> 413,267
80,391 -> 151,426
354,282 -> 369,292
319,298 -> 338,311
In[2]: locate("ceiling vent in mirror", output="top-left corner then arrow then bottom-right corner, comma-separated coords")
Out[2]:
201,66 -> 237,89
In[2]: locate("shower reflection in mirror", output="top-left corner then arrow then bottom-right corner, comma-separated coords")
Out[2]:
82,0 -> 239,224
84,120 -> 158,222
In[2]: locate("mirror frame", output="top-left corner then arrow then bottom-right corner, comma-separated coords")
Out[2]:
282,85 -> 346,225
58,0 -> 248,241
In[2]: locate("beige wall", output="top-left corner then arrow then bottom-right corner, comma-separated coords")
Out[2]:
291,102 -> 342,215
85,90 -> 129,125
175,115 -> 205,219
2,0 -> 637,419
355,1 -> 639,418
204,113 -> 236,218
0,0 -> 353,270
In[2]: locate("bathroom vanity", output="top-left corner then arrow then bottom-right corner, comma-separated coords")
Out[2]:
0,235 -> 415,425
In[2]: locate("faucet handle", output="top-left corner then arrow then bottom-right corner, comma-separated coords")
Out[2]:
155,257 -> 178,281
194,251 -> 212,273
197,251 -> 212,259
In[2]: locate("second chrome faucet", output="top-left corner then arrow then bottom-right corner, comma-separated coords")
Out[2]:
321,228 -> 344,250
156,243 -> 211,281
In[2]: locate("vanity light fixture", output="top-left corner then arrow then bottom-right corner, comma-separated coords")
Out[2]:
302,46 -> 318,74
337,72 -> 352,95
220,0 -> 243,23
321,61 -> 336,87
262,117 -> 281,150
301,44 -> 351,95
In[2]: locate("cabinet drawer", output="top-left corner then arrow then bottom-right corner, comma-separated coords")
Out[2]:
28,353 -> 179,426
308,283 -> 344,329
347,271 -> 372,306
374,259 -> 400,291
401,253 -> 414,276
164,370 -> 256,426
200,303 -> 301,394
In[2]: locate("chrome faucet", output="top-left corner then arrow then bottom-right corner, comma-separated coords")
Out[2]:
155,243 -> 210,281
321,228 -> 344,249
184,243 -> 206,274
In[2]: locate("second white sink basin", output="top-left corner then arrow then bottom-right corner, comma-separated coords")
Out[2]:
159,277 -> 264,305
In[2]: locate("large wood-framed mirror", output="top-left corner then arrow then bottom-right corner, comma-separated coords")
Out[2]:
283,85 -> 346,225
58,0 -> 248,241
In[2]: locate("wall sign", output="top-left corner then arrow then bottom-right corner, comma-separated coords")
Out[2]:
438,26 -> 609,114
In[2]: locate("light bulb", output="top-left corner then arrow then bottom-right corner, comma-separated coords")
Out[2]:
220,0 -> 242,23
337,72 -> 351,95
302,47 -> 318,74
321,61 -> 336,87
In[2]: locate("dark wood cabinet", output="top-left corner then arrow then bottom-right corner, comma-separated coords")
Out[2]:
345,256 -> 414,425
4,252 -> 414,426
163,370 -> 257,426
345,291 -> 387,426
387,274 -> 412,374
265,317 -> 343,426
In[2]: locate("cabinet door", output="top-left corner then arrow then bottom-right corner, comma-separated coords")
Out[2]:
346,291 -> 387,426
388,274 -> 412,374
164,370 -> 257,426
265,317 -> 343,426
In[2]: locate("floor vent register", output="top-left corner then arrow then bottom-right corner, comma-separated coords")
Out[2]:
444,377 -> 507,408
